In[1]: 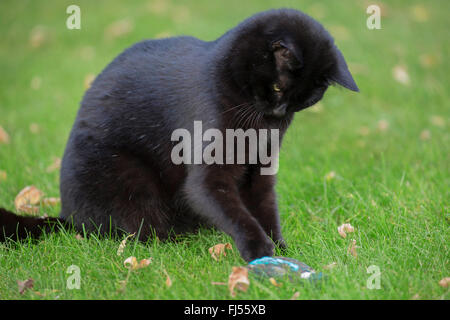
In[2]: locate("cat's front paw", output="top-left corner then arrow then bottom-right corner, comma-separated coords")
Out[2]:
237,234 -> 275,262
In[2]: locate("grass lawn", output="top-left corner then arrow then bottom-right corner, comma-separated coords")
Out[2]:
0,0 -> 448,300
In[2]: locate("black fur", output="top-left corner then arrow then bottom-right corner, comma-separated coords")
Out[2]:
0,9 -> 358,261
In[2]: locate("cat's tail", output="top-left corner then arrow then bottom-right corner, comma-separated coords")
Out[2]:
0,207 -> 66,242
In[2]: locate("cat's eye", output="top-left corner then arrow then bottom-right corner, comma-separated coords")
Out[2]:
273,83 -> 281,92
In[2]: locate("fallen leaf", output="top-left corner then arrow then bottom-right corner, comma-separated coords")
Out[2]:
420,129 -> 431,141
377,119 -> 389,132
15,186 -> 44,211
269,277 -> 282,287
328,25 -> 350,41
46,157 -> 61,173
75,234 -> 84,240
208,243 -> 233,261
83,73 -> 96,90
17,278 -> 34,294
147,0 -> 169,15
139,258 -> 152,268
419,54 -> 440,68
0,125 -> 10,144
29,123 -> 40,134
41,197 -> 60,207
430,115 -> 445,127
123,256 -> 152,271
17,204 -> 40,215
228,266 -> 249,297
307,101 -> 324,113
308,3 -> 326,19
0,170 -> 6,182
410,293 -> 420,300
290,291 -> 300,300
410,5 -> 429,22
117,233 -> 135,256
163,269 -> 172,288
337,223 -> 355,239
392,65 -> 410,85
323,262 -> 338,270
29,26 -> 48,48
325,171 -> 336,181
104,19 -> 134,39
438,277 -> 450,288
348,239 -> 358,258
154,31 -> 173,39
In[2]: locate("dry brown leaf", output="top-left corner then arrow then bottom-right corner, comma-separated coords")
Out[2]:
17,278 -> 34,294
377,119 -> 389,132
290,291 -> 300,300
46,157 -> 61,173
41,197 -> 60,207
83,74 -> 96,90
123,256 -> 152,270
163,269 -> 172,288
430,115 -> 445,127
392,65 -> 410,85
337,223 -> 355,239
410,5 -> 429,22
117,233 -> 136,256
269,277 -> 282,287
410,293 -> 420,300
328,25 -> 349,41
29,123 -> 40,134
323,262 -> 338,270
419,54 -> 440,68
0,125 -> 10,144
325,171 -> 336,181
75,234 -> 84,240
228,266 -> 249,297
29,26 -> 48,48
124,256 -> 138,269
155,31 -> 173,39
15,186 -> 44,211
147,0 -> 170,15
105,19 -> 134,39
17,204 -> 40,215
438,277 -> 450,288
208,243 -> 233,261
0,170 -> 6,182
348,239 -> 358,258
420,129 -> 431,141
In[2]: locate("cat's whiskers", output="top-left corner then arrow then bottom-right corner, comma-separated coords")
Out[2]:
235,104 -> 254,129
222,102 -> 251,115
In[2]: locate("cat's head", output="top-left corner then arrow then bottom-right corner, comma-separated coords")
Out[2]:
222,9 -> 358,120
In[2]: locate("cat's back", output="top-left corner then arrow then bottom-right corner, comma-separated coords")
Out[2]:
91,36 -> 210,94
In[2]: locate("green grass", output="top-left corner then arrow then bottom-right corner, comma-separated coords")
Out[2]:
0,0 -> 449,299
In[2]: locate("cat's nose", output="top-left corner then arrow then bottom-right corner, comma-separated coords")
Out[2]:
271,103 -> 287,118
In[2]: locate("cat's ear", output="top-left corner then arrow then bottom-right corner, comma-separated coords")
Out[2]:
271,40 -> 303,71
330,47 -> 359,92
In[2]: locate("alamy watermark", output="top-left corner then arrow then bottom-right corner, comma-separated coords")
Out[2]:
66,5 -> 81,30
366,5 -> 381,30
171,121 -> 280,175
66,264 -> 81,289
366,265 -> 381,289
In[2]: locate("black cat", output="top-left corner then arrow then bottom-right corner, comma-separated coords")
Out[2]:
0,8 -> 358,262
